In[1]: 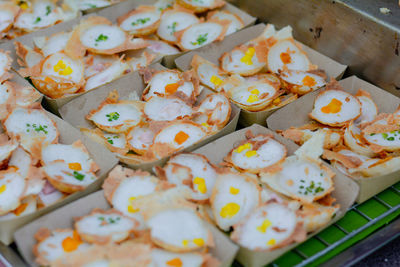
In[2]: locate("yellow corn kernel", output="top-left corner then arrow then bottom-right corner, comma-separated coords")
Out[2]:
127,196 -> 140,213
210,75 -> 223,87
182,239 -> 189,247
53,60 -> 66,72
0,184 -> 6,194
250,89 -> 259,95
240,47 -> 255,65
256,219 -> 272,233
235,143 -> 251,153
201,122 -> 210,128
247,94 -> 259,103
193,177 -> 207,194
229,186 -> 240,195
245,150 -> 258,158
267,238 -> 276,246
220,203 -> 240,219
193,238 -> 204,247
272,97 -> 281,105
59,66 -> 73,76
20,3 -> 29,10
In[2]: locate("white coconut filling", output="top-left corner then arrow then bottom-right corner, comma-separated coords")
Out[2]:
37,230 -> 89,262
15,11 -> 59,31
0,10 -> 13,32
38,184 -> 65,207
128,127 -> 154,151
181,0 -> 214,7
262,156 -> 332,202
198,94 -> 230,123
229,82 -> 277,106
235,203 -> 297,250
83,260 -> 110,267
0,172 -> 25,214
168,153 -> 217,200
197,63 -> 225,91
84,60 -> 128,91
280,71 -> 325,90
90,104 -> 142,127
222,48 -> 264,74
4,108 -> 58,144
43,162 -> 96,187
144,97 -> 192,121
154,124 -> 206,149
210,12 -> 243,35
103,133 -> 126,148
0,52 -> 10,77
146,71 -> 195,100
41,143 -> 92,172
157,12 -> 198,42
79,0 -> 110,10
0,83 -> 11,105
81,25 -> 126,50
267,40 -> 310,73
41,32 -> 72,57
120,12 -> 160,32
0,196 -> 37,221
212,173 -> 259,231
147,40 -> 180,55
147,209 -> 209,249
355,95 -> 378,124
231,139 -> 286,170
8,147 -> 31,178
364,125 -> 400,149
76,212 -> 134,239
180,23 -> 223,50
111,177 -> 157,228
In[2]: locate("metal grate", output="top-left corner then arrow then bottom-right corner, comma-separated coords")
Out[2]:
267,182 -> 400,267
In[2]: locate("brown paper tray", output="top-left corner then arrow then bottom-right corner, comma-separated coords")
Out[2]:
267,75 -> 400,203
0,111 -> 118,245
191,124 -> 359,267
14,190 -> 239,267
175,23 -> 348,127
59,63 -> 240,171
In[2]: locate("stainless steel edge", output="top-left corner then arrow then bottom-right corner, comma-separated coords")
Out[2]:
321,217 -> 400,267
0,243 -> 27,267
228,0 -> 400,97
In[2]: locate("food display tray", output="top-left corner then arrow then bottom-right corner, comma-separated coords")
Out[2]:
0,0 -> 399,266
